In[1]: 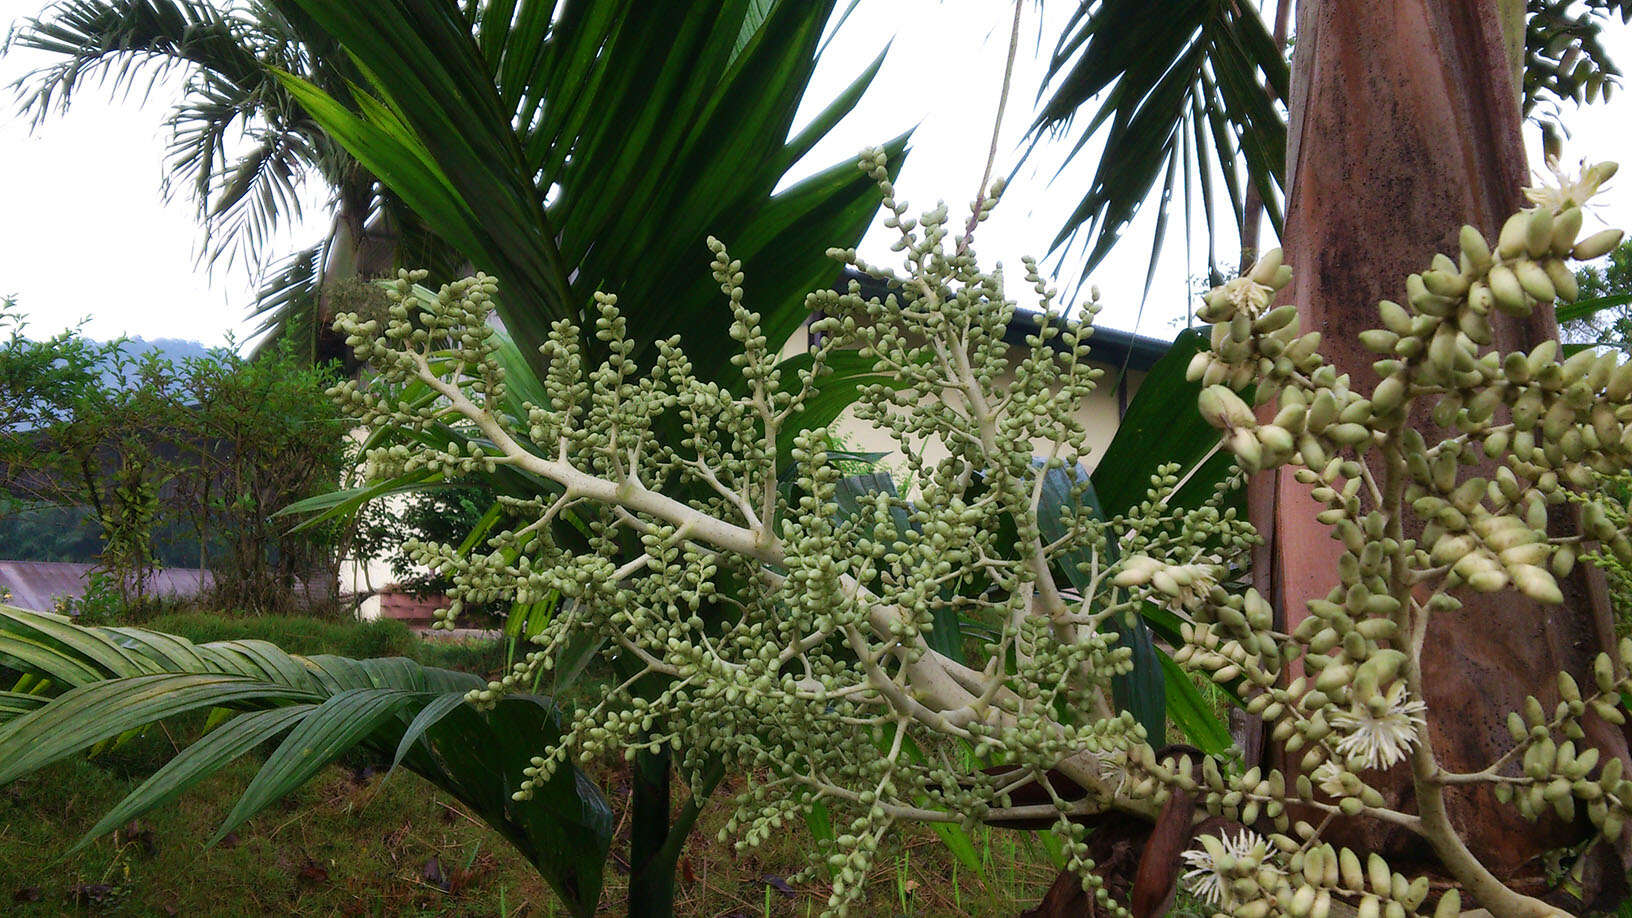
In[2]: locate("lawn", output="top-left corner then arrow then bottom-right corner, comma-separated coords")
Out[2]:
0,743 -> 1063,916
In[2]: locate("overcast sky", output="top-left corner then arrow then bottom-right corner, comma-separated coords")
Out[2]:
3,1 -> 1631,348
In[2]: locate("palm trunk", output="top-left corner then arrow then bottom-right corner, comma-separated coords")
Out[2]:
317,183 -> 400,369
1259,0 -> 1628,898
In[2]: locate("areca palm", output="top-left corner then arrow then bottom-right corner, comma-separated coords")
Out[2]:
257,6 -> 909,911
1026,0 -> 1632,908
6,0 -> 437,358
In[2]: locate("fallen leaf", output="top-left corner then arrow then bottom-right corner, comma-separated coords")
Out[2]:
679,855 -> 698,886
421,856 -> 450,892
217,831 -> 240,850
119,820 -> 157,857
12,887 -> 41,903
297,858 -> 330,885
447,867 -> 473,895
761,874 -> 796,899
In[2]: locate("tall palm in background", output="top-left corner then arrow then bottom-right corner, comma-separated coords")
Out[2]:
1029,0 -> 1631,295
5,0 -> 447,361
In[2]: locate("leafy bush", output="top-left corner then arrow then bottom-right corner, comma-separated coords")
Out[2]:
50,571 -> 122,627
0,318 -> 348,614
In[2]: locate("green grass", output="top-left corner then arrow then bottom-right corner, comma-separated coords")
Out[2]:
144,612 -> 423,661
0,752 -> 550,916
415,637 -> 508,678
0,750 -> 1060,916
143,612 -> 511,680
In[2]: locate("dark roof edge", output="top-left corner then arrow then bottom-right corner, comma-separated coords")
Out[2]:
836,269 -> 1174,373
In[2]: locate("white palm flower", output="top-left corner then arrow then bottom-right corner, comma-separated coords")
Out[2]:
1330,681 -> 1428,771
1309,761 -> 1349,798
1221,275 -> 1274,316
1180,828 -> 1277,906
1091,748 -> 1132,796
1524,156 -> 1616,211
1115,557 -> 1221,611
1150,562 -> 1220,611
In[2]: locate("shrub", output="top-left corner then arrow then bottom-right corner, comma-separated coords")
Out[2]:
0,321 -> 347,615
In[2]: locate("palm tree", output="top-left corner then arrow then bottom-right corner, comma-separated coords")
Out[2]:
1029,0 -> 1630,294
1028,0 -> 1632,909
257,6 -> 911,911
2,3 -> 915,915
5,0 -> 450,360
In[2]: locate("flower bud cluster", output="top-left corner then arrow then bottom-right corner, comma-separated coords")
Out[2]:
328,147 -> 1261,915
1113,162 -> 1632,916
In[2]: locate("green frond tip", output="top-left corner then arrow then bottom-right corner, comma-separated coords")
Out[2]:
0,606 -> 612,917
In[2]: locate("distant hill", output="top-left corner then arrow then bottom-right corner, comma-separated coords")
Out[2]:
123,338 -> 214,362
93,337 -> 217,389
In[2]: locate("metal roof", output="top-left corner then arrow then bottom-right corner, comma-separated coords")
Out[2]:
0,560 -> 213,613
838,269 -> 1174,373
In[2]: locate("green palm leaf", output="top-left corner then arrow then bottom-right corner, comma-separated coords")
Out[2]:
208,687 -> 418,844
0,672 -> 314,785
73,704 -> 316,850
271,0 -> 906,381
0,606 -> 612,917
1030,0 -> 1288,293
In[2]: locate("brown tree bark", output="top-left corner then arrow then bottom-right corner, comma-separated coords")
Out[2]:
1258,0 -> 1628,899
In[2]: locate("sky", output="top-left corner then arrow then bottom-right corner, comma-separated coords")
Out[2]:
2,1 -> 1632,348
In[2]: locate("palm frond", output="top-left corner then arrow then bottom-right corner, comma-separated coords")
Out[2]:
9,0 -> 379,275
246,241 -> 323,357
1030,0 -> 1288,295
193,120 -> 315,271
9,0 -> 258,123
0,604 -> 613,917
272,0 -> 905,384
